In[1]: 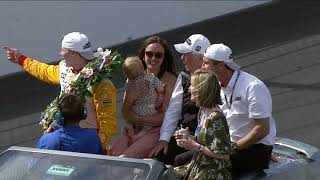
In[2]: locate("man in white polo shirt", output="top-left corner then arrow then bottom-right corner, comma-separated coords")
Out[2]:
202,43 -> 276,178
148,34 -> 211,165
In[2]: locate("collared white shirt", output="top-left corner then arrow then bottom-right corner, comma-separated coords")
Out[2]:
220,70 -> 276,145
159,73 -> 184,142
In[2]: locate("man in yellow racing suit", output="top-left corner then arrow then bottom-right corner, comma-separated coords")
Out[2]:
6,32 -> 117,154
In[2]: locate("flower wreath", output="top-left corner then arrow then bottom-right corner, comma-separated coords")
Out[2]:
39,48 -> 124,132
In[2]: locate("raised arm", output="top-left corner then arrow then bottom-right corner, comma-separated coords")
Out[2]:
6,47 -> 60,84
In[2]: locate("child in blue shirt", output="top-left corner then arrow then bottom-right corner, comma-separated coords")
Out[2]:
37,93 -> 105,155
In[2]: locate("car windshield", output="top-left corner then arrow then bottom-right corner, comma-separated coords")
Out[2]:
0,150 -> 151,180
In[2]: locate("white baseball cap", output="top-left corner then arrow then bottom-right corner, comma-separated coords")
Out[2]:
61,32 -> 96,60
204,43 -> 240,70
174,34 -> 211,54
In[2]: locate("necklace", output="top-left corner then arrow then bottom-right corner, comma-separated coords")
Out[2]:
224,71 -> 240,110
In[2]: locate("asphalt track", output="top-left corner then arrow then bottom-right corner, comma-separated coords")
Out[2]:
1,1 -> 320,152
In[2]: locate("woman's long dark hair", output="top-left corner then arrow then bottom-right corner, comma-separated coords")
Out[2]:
138,36 -> 176,79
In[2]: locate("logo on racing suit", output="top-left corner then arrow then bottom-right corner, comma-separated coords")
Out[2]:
101,99 -> 112,105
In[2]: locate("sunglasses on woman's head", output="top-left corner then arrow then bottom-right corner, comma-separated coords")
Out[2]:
145,51 -> 164,59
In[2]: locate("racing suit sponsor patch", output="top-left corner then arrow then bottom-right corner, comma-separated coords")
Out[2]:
101,99 -> 112,105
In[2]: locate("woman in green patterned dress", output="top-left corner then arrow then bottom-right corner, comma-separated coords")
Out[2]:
174,69 -> 232,180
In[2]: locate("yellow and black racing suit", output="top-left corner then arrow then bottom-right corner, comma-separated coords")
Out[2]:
19,56 -> 117,154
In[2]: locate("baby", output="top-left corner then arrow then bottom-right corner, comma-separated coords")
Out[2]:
113,56 -> 164,154
122,56 -> 165,119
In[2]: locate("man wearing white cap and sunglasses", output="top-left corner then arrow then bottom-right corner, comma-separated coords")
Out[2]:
202,43 -> 276,178
6,32 -> 117,154
149,34 -> 211,165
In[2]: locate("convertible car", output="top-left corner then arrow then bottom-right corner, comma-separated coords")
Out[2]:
0,137 -> 319,180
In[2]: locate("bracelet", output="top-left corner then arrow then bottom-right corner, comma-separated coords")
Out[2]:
198,144 -> 204,153
231,142 -> 239,150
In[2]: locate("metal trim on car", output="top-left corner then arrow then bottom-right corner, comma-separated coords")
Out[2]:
275,137 -> 320,160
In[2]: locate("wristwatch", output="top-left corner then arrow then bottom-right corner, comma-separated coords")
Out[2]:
231,142 -> 239,150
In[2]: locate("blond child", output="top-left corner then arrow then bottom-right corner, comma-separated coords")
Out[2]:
122,56 -> 164,118
111,56 -> 164,157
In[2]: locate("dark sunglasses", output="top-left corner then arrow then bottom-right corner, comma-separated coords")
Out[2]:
145,51 -> 164,59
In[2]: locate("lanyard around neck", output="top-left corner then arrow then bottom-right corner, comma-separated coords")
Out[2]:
224,71 -> 240,110
195,108 -> 207,136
